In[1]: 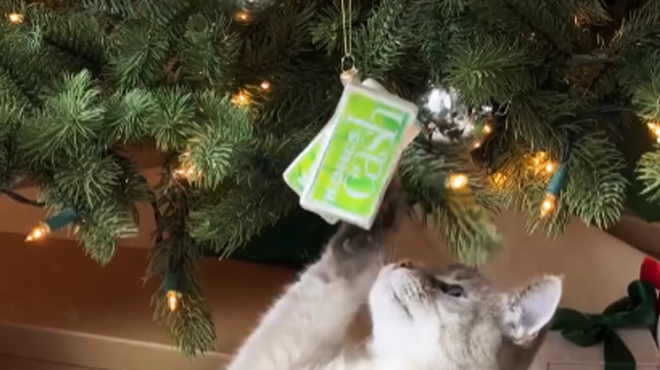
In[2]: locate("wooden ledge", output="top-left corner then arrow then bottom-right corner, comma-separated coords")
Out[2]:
0,233 -> 297,370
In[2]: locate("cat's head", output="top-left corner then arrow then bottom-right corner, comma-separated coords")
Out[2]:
367,261 -> 562,369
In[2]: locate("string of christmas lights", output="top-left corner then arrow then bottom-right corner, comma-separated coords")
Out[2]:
25,209 -> 80,242
528,147 -> 570,218
6,12 -> 23,24
164,271 -> 182,312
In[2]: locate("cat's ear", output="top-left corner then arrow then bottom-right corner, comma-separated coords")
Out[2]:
502,275 -> 562,341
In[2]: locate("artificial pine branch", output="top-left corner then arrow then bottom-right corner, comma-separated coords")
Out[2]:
147,169 -> 215,356
637,144 -> 660,203
400,142 -> 501,262
564,131 -> 627,229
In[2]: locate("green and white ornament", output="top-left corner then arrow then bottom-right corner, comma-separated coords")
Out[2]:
284,71 -> 419,229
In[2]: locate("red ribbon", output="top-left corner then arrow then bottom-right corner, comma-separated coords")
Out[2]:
640,257 -> 660,313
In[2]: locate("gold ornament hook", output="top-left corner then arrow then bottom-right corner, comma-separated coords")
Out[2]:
339,0 -> 359,85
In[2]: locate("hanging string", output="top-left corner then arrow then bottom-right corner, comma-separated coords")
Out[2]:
340,0 -> 354,71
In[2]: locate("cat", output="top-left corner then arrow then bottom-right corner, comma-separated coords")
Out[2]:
226,187 -> 562,370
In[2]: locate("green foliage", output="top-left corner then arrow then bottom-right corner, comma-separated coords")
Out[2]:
182,92 -> 254,189
632,65 -> 660,122
147,177 -> 216,355
148,89 -> 197,151
188,179 -> 297,257
2,0 -> 660,358
564,131 -> 627,228
22,71 -> 105,165
309,1 -> 354,57
0,65 -> 30,110
108,22 -> 170,89
610,0 -> 660,52
445,36 -> 544,105
151,278 -> 216,357
352,0 -> 430,79
178,13 -> 239,89
39,6 -> 107,62
103,89 -> 158,143
637,144 -> 660,203
400,142 -> 501,263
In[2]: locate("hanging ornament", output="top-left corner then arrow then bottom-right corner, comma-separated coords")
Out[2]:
282,0 -> 420,230
232,0 -> 284,22
416,84 -> 488,144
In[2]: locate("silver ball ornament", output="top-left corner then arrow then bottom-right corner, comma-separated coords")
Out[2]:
416,85 -> 479,144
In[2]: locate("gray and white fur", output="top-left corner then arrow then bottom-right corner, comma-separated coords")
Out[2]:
226,188 -> 562,370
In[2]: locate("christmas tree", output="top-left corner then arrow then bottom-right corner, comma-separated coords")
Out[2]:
2,0 -> 660,356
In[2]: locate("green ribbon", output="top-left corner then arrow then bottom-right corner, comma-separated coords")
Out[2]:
551,280 -> 658,370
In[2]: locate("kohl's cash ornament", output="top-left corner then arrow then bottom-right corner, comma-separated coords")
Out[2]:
283,72 -> 420,229
281,69 -> 362,224
283,123 -> 338,224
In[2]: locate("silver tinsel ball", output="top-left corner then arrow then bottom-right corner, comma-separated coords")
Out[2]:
416,84 -> 478,144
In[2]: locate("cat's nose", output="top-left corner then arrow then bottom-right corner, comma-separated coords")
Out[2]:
396,259 -> 414,269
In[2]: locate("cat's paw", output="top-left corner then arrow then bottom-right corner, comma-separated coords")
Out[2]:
330,223 -> 382,258
323,176 -> 406,278
328,233 -> 383,280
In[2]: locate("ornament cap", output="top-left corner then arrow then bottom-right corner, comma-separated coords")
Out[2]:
340,67 -> 360,86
